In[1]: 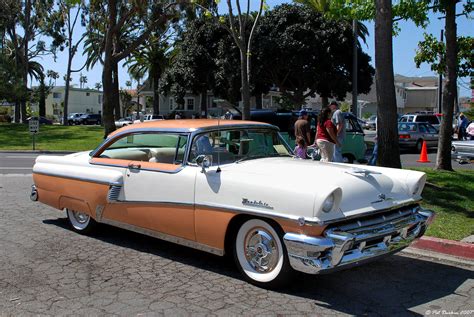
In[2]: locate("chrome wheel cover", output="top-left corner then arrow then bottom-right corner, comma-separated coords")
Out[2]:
244,228 -> 279,273
67,209 -> 91,230
72,211 -> 89,224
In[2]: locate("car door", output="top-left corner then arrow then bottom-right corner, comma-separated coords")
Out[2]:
424,124 -> 439,147
92,132 -> 197,241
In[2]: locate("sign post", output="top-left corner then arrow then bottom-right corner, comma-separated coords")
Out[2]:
29,119 -> 39,150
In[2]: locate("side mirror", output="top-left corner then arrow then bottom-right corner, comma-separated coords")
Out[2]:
196,154 -> 213,173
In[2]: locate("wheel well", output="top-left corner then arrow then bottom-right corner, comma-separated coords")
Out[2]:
223,214 -> 285,257
342,153 -> 355,162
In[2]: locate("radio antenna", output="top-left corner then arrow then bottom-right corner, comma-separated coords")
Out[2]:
216,107 -> 222,173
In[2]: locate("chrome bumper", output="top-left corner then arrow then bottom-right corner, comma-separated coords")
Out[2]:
283,206 -> 434,274
30,185 -> 38,201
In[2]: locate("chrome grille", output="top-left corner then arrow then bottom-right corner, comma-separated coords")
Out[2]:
107,185 -> 122,202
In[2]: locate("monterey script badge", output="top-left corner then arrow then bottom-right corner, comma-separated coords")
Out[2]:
242,198 -> 274,210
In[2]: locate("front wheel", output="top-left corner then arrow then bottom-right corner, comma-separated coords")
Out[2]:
66,209 -> 97,234
233,219 -> 294,288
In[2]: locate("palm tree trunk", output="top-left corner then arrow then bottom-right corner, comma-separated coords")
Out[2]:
435,0 -> 456,171
375,0 -> 401,168
152,72 -> 160,115
39,75 -> 46,117
240,50 -> 251,120
102,59 -> 116,136
113,65 -> 121,120
63,54 -> 72,125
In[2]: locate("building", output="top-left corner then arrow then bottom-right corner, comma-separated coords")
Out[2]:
31,86 -> 104,120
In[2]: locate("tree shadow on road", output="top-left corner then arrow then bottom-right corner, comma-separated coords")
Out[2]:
44,217 -> 473,316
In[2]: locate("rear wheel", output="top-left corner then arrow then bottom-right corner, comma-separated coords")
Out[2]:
342,154 -> 355,164
66,209 -> 97,234
416,139 -> 423,153
233,218 -> 294,288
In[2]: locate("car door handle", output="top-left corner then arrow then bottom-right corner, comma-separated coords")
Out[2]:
128,163 -> 141,169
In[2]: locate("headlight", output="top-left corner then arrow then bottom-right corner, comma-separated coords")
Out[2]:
322,193 -> 335,213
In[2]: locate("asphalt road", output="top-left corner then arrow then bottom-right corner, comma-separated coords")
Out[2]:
0,175 -> 473,316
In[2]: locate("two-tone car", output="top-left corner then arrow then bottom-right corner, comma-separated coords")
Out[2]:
31,119 -> 434,288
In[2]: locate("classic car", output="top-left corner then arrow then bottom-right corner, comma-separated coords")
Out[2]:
31,119 -> 434,288
451,140 -> 474,163
398,122 -> 439,152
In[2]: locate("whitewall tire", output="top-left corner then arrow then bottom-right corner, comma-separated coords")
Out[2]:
66,209 -> 97,234
234,218 -> 293,288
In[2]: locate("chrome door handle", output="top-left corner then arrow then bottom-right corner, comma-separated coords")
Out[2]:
128,163 -> 141,169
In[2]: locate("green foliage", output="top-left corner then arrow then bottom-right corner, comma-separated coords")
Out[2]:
362,112 -> 372,119
0,123 -> 104,151
413,167 -> 474,241
253,4 -> 374,106
415,34 -> 473,77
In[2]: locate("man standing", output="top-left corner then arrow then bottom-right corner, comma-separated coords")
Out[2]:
294,110 -> 311,146
329,101 -> 346,162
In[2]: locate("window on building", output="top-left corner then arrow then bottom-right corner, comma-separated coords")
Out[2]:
86,92 -> 90,96
186,98 -> 195,111
53,92 -> 62,99
169,98 -> 174,110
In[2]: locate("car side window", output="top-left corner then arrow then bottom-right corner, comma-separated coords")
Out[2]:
419,125 -> 427,133
99,133 -> 187,164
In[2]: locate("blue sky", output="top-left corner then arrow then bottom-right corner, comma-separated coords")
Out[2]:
34,1 -> 473,97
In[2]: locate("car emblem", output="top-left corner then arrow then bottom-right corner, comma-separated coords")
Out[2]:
378,193 -> 386,200
371,193 -> 393,204
242,198 -> 274,210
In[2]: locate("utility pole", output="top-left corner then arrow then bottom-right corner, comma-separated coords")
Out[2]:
352,19 -> 358,117
437,29 -> 443,114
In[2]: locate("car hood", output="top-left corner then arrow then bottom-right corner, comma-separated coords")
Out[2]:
197,157 -> 426,223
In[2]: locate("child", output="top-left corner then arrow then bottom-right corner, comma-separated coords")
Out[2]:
294,136 -> 307,159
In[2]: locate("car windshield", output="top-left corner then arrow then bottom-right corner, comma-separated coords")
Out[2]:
189,128 -> 292,165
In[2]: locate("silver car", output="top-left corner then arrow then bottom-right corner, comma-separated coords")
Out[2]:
398,122 -> 438,152
451,140 -> 474,163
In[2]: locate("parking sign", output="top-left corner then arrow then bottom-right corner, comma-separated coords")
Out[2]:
29,119 -> 39,134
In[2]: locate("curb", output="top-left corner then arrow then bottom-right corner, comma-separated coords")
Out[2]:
411,236 -> 474,260
0,150 -> 75,154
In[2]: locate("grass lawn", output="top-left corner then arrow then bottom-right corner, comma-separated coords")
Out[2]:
0,123 -> 104,151
413,168 -> 474,241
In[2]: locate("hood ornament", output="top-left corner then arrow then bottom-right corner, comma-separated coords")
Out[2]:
242,198 -> 274,210
371,193 -> 393,204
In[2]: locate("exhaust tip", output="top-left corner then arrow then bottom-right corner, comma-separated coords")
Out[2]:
30,185 -> 38,201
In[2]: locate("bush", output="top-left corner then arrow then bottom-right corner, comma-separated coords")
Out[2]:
0,114 -> 12,122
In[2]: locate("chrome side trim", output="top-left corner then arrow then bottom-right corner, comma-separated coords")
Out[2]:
98,218 -> 224,256
89,161 -> 185,174
107,185 -> 122,202
283,208 -> 434,274
33,171 -> 123,186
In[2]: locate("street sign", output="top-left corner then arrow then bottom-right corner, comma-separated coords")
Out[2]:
29,119 -> 39,134
29,119 -> 39,150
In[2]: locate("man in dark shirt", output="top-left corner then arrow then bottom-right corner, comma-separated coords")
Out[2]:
294,110 -> 311,146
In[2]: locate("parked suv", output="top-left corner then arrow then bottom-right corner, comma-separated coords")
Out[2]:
67,113 -> 85,125
133,114 -> 165,124
77,114 -> 102,125
399,113 -> 441,130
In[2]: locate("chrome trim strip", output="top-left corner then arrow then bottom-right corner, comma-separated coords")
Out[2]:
99,218 -> 224,256
33,171 -> 123,186
110,200 -> 193,207
89,161 -> 184,174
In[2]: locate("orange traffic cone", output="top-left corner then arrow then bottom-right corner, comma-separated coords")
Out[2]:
417,140 -> 430,163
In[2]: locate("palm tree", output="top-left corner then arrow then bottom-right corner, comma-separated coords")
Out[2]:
125,33 -> 171,115
47,70 -> 59,86
95,82 -> 102,90
79,73 -> 88,89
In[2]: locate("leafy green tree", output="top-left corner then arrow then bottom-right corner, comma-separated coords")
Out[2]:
87,0 -> 184,136
50,0 -> 89,126
196,0 -> 266,120
252,4 -> 374,107
1,0 -> 61,123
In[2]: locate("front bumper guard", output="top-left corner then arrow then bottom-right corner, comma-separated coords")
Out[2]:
283,207 -> 434,274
